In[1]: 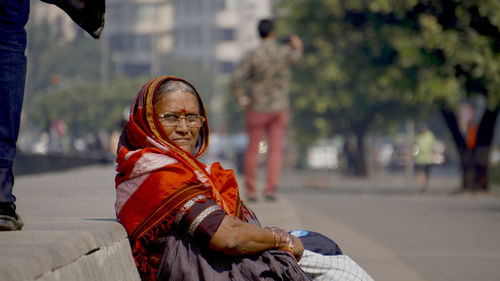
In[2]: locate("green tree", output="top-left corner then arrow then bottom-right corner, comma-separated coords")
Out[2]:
276,0 -> 500,190
29,56 -> 218,139
276,0 -> 427,176
29,76 -> 147,136
25,22 -> 101,103
401,0 -> 500,191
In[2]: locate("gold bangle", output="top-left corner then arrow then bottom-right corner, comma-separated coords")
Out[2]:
287,234 -> 295,252
264,227 -> 279,248
270,227 -> 287,248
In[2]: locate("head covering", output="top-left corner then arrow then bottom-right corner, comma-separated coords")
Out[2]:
115,76 -> 247,280
118,75 -> 210,159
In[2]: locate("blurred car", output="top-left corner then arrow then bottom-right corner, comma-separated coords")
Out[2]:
307,139 -> 341,170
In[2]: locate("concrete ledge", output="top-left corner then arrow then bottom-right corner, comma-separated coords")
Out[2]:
0,223 -> 139,281
0,165 -> 140,281
38,234 -> 139,281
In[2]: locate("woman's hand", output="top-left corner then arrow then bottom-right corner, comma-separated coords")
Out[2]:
290,234 -> 304,261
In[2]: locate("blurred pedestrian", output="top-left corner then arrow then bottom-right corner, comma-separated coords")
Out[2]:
0,0 -> 104,231
231,19 -> 303,201
342,138 -> 356,175
414,122 -> 436,192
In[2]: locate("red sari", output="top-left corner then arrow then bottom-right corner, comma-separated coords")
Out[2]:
115,76 -> 256,280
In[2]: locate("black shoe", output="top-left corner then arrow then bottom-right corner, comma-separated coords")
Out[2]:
246,197 -> 257,203
264,195 -> 276,202
0,202 -> 23,231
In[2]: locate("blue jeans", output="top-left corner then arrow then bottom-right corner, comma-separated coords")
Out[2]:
0,0 -> 30,203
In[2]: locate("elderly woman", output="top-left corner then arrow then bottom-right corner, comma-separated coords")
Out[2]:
115,76 -> 373,281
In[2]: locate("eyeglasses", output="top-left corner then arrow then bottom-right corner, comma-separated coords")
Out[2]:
157,113 -> 205,128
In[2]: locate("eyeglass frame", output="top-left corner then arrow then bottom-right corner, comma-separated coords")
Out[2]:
157,112 -> 206,128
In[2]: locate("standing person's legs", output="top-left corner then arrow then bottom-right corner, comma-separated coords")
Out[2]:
244,111 -> 267,200
415,164 -> 429,192
421,164 -> 431,192
0,0 -> 30,231
264,110 -> 289,199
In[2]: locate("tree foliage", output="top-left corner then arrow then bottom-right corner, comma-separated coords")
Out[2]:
276,0 -> 500,181
28,56 -> 217,138
29,76 -> 147,136
25,22 -> 101,103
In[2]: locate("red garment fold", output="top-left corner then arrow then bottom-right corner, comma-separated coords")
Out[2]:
114,76 -> 251,280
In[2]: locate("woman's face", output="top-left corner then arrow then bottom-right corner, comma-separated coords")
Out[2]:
156,90 -> 201,154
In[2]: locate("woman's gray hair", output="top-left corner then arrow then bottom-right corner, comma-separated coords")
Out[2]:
155,80 -> 197,104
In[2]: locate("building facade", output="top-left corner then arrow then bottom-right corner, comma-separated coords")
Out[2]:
104,0 -> 174,77
103,0 -> 270,79
32,0 -> 272,81
172,0 -> 271,78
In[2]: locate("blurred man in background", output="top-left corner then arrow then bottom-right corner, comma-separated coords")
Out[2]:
231,19 -> 303,201
0,0 -> 104,231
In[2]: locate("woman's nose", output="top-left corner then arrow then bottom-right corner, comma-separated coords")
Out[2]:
175,118 -> 189,133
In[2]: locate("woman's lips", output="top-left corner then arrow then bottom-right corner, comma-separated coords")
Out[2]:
173,138 -> 190,143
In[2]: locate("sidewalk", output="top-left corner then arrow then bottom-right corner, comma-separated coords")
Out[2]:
0,164 -> 465,280
242,171 -> 430,281
263,168 -> 500,281
2,164 -> 305,281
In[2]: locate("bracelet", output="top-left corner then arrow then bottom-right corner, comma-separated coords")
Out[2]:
281,234 -> 296,258
265,227 -> 292,250
271,227 -> 286,247
264,227 -> 298,259
286,234 -> 295,252
264,227 -> 279,248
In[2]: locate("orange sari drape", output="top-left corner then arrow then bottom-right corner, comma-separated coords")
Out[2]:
114,76 -> 253,280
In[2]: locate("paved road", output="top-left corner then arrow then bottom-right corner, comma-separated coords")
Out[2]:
8,163 -> 500,281
246,168 -> 500,281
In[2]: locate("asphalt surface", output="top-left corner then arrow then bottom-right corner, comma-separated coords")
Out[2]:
3,162 -> 499,281
243,167 -> 500,281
